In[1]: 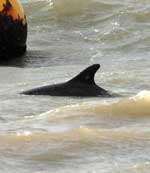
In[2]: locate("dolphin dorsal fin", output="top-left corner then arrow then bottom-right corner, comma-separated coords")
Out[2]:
68,64 -> 100,85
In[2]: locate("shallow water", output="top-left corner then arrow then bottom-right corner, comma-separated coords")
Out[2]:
0,0 -> 150,172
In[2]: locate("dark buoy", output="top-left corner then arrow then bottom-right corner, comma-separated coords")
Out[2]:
0,0 -> 27,59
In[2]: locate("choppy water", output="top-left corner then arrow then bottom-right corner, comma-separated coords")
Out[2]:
0,0 -> 150,172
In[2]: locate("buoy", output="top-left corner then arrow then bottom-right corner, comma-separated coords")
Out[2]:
0,0 -> 27,58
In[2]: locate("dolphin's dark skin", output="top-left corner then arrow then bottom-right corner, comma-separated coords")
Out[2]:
21,64 -> 112,97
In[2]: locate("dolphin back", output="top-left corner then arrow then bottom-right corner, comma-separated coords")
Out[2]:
21,64 -> 112,97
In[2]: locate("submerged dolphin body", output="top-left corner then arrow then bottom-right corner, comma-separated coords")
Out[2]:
22,64 -> 112,97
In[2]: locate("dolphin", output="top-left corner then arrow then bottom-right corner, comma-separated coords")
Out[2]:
21,64 -> 112,97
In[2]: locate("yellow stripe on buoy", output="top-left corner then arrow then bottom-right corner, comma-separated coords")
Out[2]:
0,0 -> 27,58
0,0 -> 25,20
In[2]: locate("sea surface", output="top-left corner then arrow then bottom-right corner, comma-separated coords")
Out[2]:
0,0 -> 150,172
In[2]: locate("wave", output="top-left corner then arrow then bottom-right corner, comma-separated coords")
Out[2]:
39,90 -> 150,120
0,125 -> 150,148
23,0 -> 123,22
23,0 -> 150,53
49,0 -> 92,16
24,0 -> 150,21
120,162 -> 150,173
0,124 -> 150,162
5,90 -> 150,136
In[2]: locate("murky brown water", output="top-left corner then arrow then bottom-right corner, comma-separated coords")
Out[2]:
0,0 -> 150,172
